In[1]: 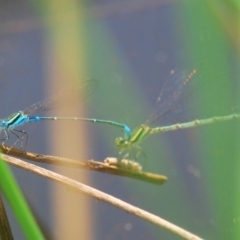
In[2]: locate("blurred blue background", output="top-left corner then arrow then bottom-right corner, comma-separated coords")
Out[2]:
0,0 -> 239,239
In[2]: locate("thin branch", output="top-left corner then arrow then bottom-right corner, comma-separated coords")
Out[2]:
2,153 -> 203,240
0,146 -> 167,185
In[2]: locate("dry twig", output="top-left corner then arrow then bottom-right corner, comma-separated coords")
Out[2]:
1,146 -> 167,185
1,153 -> 203,240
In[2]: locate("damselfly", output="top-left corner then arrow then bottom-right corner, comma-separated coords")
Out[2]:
0,79 -> 129,149
110,70 -> 240,158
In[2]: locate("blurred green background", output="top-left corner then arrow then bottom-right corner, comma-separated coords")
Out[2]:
0,0 -> 239,239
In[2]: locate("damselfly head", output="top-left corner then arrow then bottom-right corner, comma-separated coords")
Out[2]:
115,137 -> 130,149
0,120 -> 7,129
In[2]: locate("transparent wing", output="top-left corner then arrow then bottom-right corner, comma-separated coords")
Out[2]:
147,69 -> 197,124
23,78 -> 98,115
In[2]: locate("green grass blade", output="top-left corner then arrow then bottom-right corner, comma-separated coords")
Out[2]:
0,155 -> 45,240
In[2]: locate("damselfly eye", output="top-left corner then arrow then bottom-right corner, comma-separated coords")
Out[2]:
0,120 -> 6,128
115,137 -> 124,146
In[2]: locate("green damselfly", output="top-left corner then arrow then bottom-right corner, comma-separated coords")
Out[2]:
112,69 -> 240,158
